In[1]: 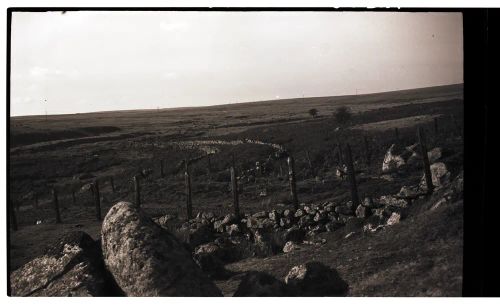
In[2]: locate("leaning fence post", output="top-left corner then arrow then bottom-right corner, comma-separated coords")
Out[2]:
287,155 -> 299,210
230,162 -> 240,219
92,181 -> 102,221
52,188 -> 62,224
184,160 -> 193,220
345,143 -> 360,207
133,175 -> 141,208
418,127 -> 434,195
363,135 -> 371,166
10,201 -> 18,231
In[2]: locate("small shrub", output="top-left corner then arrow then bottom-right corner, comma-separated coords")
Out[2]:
334,106 -> 352,125
308,108 -> 319,118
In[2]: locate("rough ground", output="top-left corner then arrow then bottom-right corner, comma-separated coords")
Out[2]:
9,84 -> 463,296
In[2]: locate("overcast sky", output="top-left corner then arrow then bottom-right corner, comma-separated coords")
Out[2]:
10,11 -> 463,116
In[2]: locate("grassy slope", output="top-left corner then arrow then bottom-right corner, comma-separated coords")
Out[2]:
9,84 -> 464,295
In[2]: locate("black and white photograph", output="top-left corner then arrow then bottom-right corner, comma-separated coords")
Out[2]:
6,5 -> 483,299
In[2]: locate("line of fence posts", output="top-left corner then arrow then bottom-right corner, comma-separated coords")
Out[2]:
184,160 -> 193,220
287,155 -> 299,210
52,188 -> 62,224
230,154 -> 240,219
345,143 -> 360,207
14,113 -> 462,230
417,127 -> 434,195
133,175 -> 141,208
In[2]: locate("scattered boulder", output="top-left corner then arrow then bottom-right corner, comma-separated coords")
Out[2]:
283,209 -> 295,218
378,195 -> 408,208
282,226 -> 306,243
355,204 -> 371,218
283,241 -> 301,253
152,214 -> 178,231
214,213 -> 237,232
101,202 -> 222,296
313,211 -> 327,223
294,209 -> 305,218
269,210 -> 281,222
233,271 -> 290,296
382,144 -> 406,172
363,223 -> 385,233
426,162 -> 451,188
427,147 -> 442,163
192,243 -> 226,278
386,212 -> 401,226
284,262 -> 348,296
10,231 -> 109,297
176,222 -> 214,248
226,223 -> 241,236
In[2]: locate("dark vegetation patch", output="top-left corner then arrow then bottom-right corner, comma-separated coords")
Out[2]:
10,126 -> 121,147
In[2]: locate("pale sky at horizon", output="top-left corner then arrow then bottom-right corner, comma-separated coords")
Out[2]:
10,11 -> 463,116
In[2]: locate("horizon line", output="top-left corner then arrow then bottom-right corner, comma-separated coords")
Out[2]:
10,82 -> 463,118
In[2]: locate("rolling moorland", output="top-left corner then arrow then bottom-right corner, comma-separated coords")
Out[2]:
9,83 -> 464,296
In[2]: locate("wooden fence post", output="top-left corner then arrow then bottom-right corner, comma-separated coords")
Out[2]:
10,201 -> 18,231
287,155 -> 299,210
92,181 -> 102,221
345,143 -> 360,207
52,188 -> 62,224
337,143 -> 344,166
110,177 -> 115,193
133,175 -> 141,208
184,160 -> 193,220
305,150 -> 314,175
394,127 -> 400,142
418,127 -> 434,195
363,135 -> 371,166
230,161 -> 240,219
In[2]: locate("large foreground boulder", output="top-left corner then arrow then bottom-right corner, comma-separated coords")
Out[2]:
284,262 -> 348,296
101,201 -> 222,296
10,231 -> 108,297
